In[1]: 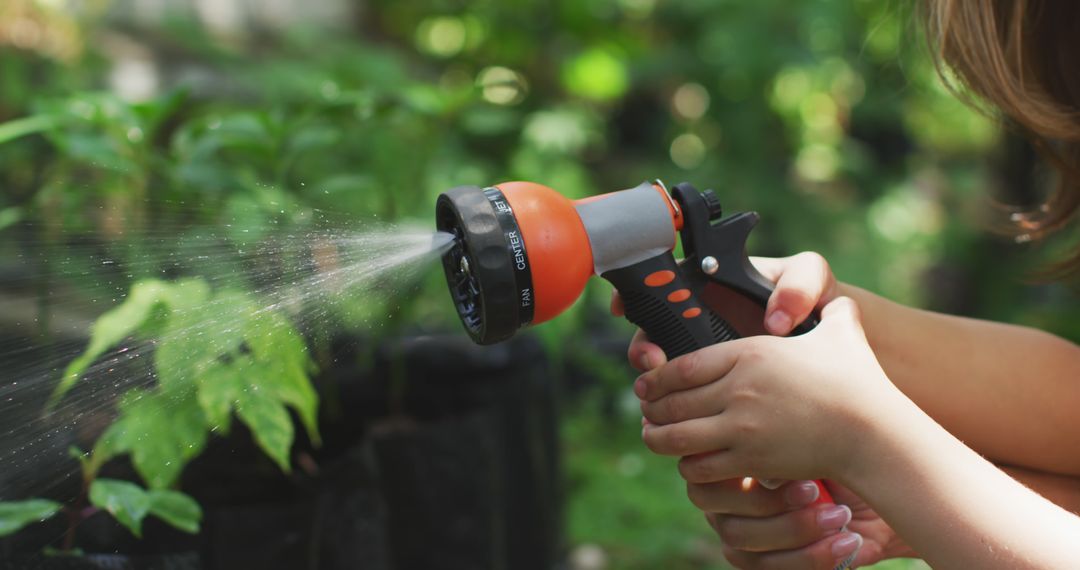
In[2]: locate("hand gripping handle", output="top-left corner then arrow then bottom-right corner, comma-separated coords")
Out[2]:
602,252 -> 838,507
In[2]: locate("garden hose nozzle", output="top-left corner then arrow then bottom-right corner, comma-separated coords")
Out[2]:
435,180 -> 816,350
435,180 -> 842,526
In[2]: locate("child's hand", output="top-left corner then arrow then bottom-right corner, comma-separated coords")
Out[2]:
693,479 -> 913,568
635,296 -> 901,483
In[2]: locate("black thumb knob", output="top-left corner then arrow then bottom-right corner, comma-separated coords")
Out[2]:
702,189 -> 723,220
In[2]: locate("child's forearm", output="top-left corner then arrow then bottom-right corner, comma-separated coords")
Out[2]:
841,284 -> 1080,475
1000,464 -> 1080,516
844,395 -> 1080,569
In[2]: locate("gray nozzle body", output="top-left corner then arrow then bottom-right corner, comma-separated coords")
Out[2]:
574,182 -> 677,275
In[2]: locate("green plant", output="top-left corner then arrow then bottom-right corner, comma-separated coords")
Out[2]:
0,278 -> 317,546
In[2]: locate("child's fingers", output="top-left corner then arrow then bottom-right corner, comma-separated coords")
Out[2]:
635,341 -> 742,402
610,289 -> 625,316
686,479 -> 823,514
641,416 -> 733,457
627,329 -> 665,372
640,383 -> 723,425
720,532 -> 863,570
763,252 -> 836,336
709,504 -> 851,553
686,479 -> 802,517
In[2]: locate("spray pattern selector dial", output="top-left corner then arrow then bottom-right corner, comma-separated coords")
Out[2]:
701,189 -> 724,221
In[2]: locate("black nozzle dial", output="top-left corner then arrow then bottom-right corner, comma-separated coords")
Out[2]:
702,189 -> 723,221
435,185 -> 534,345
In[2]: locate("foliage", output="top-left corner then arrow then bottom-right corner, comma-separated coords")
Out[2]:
88,479 -> 201,538
58,278 -> 319,479
3,277 -> 315,540
0,501 -> 64,538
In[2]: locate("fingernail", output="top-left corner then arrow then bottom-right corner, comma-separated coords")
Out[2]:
817,505 -> 852,530
831,532 -> 863,560
633,376 -> 647,398
758,478 -> 784,490
783,480 -> 820,507
766,310 -> 793,334
640,353 -> 654,371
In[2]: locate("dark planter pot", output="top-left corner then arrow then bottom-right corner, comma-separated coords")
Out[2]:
192,333 -> 562,570
1,553 -> 200,570
2,333 -> 561,570
335,333 -> 563,570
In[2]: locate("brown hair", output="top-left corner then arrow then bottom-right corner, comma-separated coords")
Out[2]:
922,0 -> 1080,275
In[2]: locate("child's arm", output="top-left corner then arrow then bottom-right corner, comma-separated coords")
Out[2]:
626,253 -> 1080,475
635,297 -> 1080,568
848,284 -> 1080,475
843,384 -> 1080,569
686,465 -> 1080,569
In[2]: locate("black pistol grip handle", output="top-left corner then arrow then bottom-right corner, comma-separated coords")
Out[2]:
602,251 -> 740,359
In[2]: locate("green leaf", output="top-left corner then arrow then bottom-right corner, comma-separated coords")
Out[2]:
235,377 -> 295,472
100,390 -> 207,489
89,479 -> 150,538
193,361 -> 237,433
51,280 -> 169,408
147,490 -> 202,534
61,132 -> 138,172
52,279 -> 211,408
0,115 -> 58,145
285,123 -> 341,156
0,207 -> 22,231
156,279 -> 213,311
153,298 -> 245,393
70,280 -> 315,485
223,194 -> 271,244
88,421 -> 128,479
246,310 -> 320,444
561,47 -> 628,102
0,500 -> 63,537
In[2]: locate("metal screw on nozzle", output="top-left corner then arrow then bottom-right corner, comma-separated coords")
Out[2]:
701,256 -> 719,275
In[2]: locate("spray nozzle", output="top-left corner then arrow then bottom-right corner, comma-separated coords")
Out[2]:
435,185 -> 533,344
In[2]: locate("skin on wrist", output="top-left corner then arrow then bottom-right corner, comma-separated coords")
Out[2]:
838,386 -> 1080,569
834,282 -> 1080,477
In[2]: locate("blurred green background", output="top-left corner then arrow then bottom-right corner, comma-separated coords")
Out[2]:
1,0 -> 1075,568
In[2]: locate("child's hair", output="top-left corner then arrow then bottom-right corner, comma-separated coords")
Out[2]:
922,0 -> 1080,274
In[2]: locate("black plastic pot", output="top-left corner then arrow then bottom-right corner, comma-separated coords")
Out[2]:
2,332 -> 561,570
1,552 -> 200,570
366,335 -> 561,570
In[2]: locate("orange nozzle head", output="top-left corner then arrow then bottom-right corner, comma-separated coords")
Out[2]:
435,182 -> 594,344
436,180 -> 681,344
496,182 -> 594,325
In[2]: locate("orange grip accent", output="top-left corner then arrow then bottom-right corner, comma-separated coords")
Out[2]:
667,289 -> 691,302
682,307 -> 702,318
644,270 -> 675,287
